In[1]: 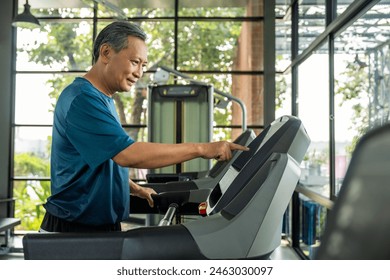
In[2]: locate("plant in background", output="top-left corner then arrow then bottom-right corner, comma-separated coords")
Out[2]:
13,153 -> 50,230
335,57 -> 370,156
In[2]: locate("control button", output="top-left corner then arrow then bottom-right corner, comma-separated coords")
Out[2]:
198,202 -> 207,216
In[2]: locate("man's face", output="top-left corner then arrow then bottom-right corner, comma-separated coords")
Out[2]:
105,36 -> 148,93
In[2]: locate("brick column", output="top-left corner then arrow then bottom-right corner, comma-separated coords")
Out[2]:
232,0 -> 264,138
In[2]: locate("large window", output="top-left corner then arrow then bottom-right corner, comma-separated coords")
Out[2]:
277,0 -> 390,259
298,44 -> 330,198
296,44 -> 330,258
298,0 -> 326,53
12,0 -> 267,231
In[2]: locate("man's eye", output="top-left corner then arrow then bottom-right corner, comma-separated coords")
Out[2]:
131,60 -> 139,66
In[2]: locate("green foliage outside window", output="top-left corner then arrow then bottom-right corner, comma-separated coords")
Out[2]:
335,58 -> 370,156
14,153 -> 50,230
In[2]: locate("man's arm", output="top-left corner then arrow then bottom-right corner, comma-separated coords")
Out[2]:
112,141 -> 249,169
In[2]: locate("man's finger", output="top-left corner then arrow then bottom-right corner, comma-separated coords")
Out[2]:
230,143 -> 250,151
148,195 -> 154,208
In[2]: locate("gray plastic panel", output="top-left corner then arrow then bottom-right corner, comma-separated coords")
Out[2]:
148,84 -> 213,173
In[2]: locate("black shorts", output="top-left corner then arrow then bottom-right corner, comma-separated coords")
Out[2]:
40,211 -> 122,233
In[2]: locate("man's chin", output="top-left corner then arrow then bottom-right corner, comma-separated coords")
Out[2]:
121,85 -> 132,92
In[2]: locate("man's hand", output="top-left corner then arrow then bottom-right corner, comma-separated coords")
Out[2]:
200,141 -> 250,161
129,179 -> 157,208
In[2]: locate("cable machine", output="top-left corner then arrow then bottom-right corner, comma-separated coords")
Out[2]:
148,66 -> 248,177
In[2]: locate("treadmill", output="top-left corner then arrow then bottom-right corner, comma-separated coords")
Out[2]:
130,128 -> 255,215
23,115 -> 310,260
132,115 -> 307,215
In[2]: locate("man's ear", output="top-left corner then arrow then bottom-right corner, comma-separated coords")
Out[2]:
99,43 -> 111,64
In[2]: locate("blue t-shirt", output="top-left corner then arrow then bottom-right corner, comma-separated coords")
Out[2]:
44,77 -> 134,225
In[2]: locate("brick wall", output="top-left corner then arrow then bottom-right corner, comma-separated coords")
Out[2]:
232,0 -> 264,138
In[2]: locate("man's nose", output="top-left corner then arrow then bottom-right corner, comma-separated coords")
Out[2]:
133,66 -> 143,78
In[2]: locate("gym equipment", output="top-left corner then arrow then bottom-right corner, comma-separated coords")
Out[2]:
145,128 -> 255,183
130,115 -> 307,216
148,83 -> 213,174
130,116 -> 310,218
130,128 -> 255,215
316,122 -> 390,260
129,128 -> 254,226
147,66 -> 248,178
141,72 -> 251,225
22,115 -> 310,260
153,66 -> 248,131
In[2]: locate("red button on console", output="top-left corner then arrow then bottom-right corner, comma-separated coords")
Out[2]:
198,202 -> 207,216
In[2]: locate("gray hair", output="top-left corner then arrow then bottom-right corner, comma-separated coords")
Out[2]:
92,21 -> 147,64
